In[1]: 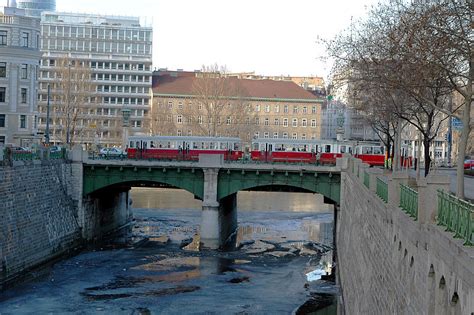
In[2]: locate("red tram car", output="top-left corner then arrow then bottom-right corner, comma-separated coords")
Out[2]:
127,136 -> 243,161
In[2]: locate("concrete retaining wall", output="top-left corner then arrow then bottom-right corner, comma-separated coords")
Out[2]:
338,170 -> 474,314
0,160 -> 81,287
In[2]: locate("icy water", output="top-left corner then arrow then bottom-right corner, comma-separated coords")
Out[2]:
0,189 -> 338,314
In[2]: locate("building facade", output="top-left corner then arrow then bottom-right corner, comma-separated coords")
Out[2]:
0,6 -> 42,147
16,0 -> 56,17
37,12 -> 153,147
152,70 -> 324,145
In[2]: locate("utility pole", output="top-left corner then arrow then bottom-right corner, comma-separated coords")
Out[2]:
66,62 -> 71,146
45,84 -> 50,145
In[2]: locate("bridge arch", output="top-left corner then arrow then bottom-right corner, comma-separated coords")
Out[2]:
217,169 -> 341,204
83,165 -> 204,199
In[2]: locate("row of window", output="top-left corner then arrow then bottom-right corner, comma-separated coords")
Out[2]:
38,117 -> 144,128
91,61 -> 150,71
95,85 -> 148,94
0,114 -> 29,129
0,62 -> 31,79
94,74 -> 150,82
38,94 -> 150,106
41,40 -> 152,55
41,26 -> 152,42
163,101 -> 319,115
0,30 -> 37,48
171,115 -> 318,128
171,129 -> 317,141
0,87 -> 29,103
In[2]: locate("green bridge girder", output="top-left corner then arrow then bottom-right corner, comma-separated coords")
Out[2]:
83,165 -> 205,199
217,169 -> 341,204
83,164 -> 341,205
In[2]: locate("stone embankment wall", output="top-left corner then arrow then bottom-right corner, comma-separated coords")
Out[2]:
0,160 -> 81,287
337,169 -> 474,314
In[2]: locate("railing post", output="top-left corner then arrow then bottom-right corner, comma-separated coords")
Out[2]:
368,168 -> 383,193
417,175 -> 450,224
353,158 -> 362,176
336,154 -> 350,171
388,171 -> 409,207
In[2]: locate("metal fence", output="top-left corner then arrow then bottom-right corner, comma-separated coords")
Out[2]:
364,171 -> 370,188
376,177 -> 388,203
2,148 -> 66,162
400,184 -> 418,219
437,190 -> 473,246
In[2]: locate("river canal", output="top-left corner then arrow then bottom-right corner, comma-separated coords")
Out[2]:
0,189 -> 338,314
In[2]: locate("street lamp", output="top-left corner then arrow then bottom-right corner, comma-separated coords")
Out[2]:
121,108 -> 131,149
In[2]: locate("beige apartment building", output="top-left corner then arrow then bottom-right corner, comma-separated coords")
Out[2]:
0,5 -> 41,147
151,70 -> 324,145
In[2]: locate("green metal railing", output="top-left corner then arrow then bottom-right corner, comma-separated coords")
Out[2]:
364,171 -> 370,188
400,184 -> 418,219
352,162 -> 355,174
11,151 -> 40,161
376,177 -> 388,203
437,190 -> 473,246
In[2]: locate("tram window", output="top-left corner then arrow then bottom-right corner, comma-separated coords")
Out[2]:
150,141 -> 155,148
143,142 -> 148,149
234,143 -> 239,150
325,145 -> 331,153
135,141 -> 140,148
252,143 -> 259,151
362,146 -> 373,154
373,147 -> 382,154
129,141 -> 134,148
348,147 -> 353,154
210,142 -> 215,149
340,146 -> 346,153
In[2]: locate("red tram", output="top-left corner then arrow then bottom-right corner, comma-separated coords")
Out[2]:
126,135 -> 392,166
127,136 -> 243,161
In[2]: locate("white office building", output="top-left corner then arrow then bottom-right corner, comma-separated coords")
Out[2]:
37,12 -> 153,147
0,5 -> 42,147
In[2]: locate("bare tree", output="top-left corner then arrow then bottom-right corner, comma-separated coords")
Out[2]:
49,55 -> 95,147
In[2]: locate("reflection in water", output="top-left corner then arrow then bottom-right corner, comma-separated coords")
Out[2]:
131,188 -> 332,212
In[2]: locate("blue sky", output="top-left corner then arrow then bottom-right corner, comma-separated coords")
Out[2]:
3,0 -> 380,78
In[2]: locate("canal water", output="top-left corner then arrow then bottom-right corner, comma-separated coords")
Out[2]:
0,189 -> 338,314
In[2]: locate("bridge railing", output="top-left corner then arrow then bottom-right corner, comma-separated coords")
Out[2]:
2,147 -> 66,164
376,177 -> 388,203
400,184 -> 418,220
437,190 -> 473,246
364,171 -> 370,188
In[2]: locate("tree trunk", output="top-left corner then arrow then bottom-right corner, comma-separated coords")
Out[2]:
423,138 -> 431,177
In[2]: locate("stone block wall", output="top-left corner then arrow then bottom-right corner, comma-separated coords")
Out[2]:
0,160 -> 81,287
338,171 -> 474,314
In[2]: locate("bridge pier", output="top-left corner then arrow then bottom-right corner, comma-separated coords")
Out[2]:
200,168 -> 237,249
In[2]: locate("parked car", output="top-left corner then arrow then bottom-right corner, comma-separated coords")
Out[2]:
49,145 -> 63,153
464,159 -> 474,170
99,147 -> 124,157
11,147 -> 31,153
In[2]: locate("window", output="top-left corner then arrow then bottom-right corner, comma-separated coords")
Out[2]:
198,115 -> 203,124
274,118 -> 279,126
0,135 -> 4,145
292,118 -> 298,127
302,118 -> 307,127
0,114 -> 5,127
311,119 -> 317,128
312,106 -> 317,114
21,88 -> 27,103
273,132 -> 278,139
292,133 -> 297,139
0,87 -> 5,102
293,106 -> 298,114
226,116 -> 231,125
274,104 -> 280,113
302,133 -> 306,140
264,132 -> 269,138
20,115 -> 26,128
0,62 -> 6,77
255,117 -> 260,125
0,31 -> 7,45
198,103 -> 203,110
264,118 -> 269,126
178,101 -> 183,109
265,104 -> 270,112
21,64 -> 28,79
283,118 -> 288,127
168,101 -> 173,109
284,105 -> 289,113
303,106 -> 308,114
177,130 -> 182,136
255,104 -> 260,112
283,132 -> 288,139
254,132 -> 259,138
177,115 -> 183,124
21,32 -> 29,47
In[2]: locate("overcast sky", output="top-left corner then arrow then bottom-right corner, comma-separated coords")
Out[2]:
3,0 -> 379,78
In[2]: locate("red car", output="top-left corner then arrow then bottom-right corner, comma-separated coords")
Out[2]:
464,159 -> 474,170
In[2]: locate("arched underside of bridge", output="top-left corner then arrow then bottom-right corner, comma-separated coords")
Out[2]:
83,165 -> 205,199
217,169 -> 341,204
